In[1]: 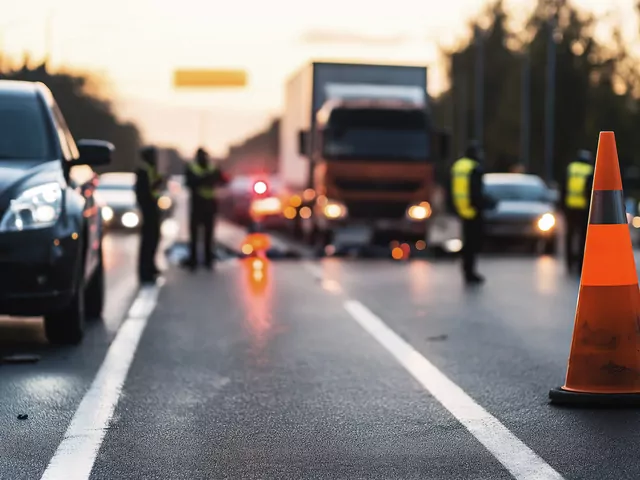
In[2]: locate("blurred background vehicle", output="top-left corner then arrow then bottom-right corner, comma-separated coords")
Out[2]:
220,175 -> 286,228
96,172 -> 175,231
95,172 -> 141,231
483,173 -> 558,254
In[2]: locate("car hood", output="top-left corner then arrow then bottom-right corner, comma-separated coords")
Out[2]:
95,190 -> 137,208
486,200 -> 554,219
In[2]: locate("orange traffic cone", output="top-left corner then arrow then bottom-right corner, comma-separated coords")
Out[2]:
549,131 -> 640,406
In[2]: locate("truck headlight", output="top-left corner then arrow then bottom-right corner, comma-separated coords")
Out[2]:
406,201 -> 432,221
0,182 -> 62,232
537,213 -> 556,231
323,200 -> 347,219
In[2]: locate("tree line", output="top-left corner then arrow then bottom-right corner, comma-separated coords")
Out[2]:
0,60 -> 142,172
432,0 -> 640,184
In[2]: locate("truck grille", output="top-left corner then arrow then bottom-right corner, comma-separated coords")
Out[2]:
345,200 -> 409,219
335,179 -> 422,193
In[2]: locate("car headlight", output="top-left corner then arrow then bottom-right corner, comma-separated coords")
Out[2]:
322,200 -> 347,219
102,206 -> 114,222
121,211 -> 140,228
406,201 -> 432,221
0,182 -> 62,232
537,213 -> 556,231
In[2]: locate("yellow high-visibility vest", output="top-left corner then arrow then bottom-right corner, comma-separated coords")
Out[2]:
451,157 -> 479,220
188,162 -> 217,200
143,163 -> 163,199
565,161 -> 594,209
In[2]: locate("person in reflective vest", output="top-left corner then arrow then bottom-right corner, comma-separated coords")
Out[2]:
184,147 -> 229,270
449,142 -> 492,284
560,149 -> 594,273
135,146 -> 164,284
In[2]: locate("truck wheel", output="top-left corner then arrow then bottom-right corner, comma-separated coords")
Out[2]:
44,268 -> 85,345
85,243 -> 105,320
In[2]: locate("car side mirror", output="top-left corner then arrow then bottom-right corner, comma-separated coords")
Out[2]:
72,139 -> 114,167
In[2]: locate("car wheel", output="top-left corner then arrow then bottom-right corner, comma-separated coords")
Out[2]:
44,261 -> 86,345
85,242 -> 105,320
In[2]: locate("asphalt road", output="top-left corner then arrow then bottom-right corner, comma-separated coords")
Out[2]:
0,232 -> 143,480
5,215 -> 640,479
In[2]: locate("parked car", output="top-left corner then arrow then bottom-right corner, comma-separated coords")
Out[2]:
483,173 -> 558,254
0,80 -> 113,344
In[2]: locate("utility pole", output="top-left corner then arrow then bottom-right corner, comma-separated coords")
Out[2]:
474,25 -> 484,150
544,12 -> 558,183
457,72 -> 468,157
521,47 -> 531,170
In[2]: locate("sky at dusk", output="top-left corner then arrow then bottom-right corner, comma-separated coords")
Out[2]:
2,0 -> 637,156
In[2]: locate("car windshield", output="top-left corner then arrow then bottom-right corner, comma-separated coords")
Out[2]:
323,108 -> 429,161
0,92 -> 56,160
485,182 -> 550,202
97,183 -> 134,191
98,174 -> 135,190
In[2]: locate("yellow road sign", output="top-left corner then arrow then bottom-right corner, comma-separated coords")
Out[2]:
173,69 -> 247,88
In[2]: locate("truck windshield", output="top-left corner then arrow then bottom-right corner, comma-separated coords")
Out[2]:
322,108 -> 429,161
0,93 -> 56,161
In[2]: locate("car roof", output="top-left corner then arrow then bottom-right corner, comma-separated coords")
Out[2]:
99,172 -> 136,185
0,80 -> 45,98
484,173 -> 546,186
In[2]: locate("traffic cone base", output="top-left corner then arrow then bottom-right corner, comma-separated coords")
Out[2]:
549,132 -> 640,407
549,387 -> 640,407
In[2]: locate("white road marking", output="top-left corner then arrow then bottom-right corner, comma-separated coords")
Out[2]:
40,281 -> 162,480
343,300 -> 565,480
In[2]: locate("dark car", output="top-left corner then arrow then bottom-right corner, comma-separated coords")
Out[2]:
483,173 -> 558,254
0,80 -> 114,345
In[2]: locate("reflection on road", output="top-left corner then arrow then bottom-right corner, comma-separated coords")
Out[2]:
239,257 -> 274,364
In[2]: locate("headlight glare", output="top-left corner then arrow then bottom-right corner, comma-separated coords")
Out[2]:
323,200 -> 347,219
406,201 -> 432,221
0,182 -> 62,232
537,213 -> 556,231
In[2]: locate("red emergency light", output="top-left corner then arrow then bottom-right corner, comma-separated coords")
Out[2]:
253,180 -> 268,195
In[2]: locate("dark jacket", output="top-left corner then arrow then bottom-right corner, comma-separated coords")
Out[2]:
559,160 -> 594,213
185,163 -> 229,203
135,165 -> 159,214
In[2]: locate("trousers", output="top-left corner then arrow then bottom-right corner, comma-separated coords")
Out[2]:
564,209 -> 588,272
139,208 -> 160,282
189,200 -> 217,266
461,218 -> 484,277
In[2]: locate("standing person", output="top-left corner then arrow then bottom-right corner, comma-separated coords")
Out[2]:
450,141 -> 493,285
135,146 -> 164,284
184,147 -> 229,270
560,149 -> 594,274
